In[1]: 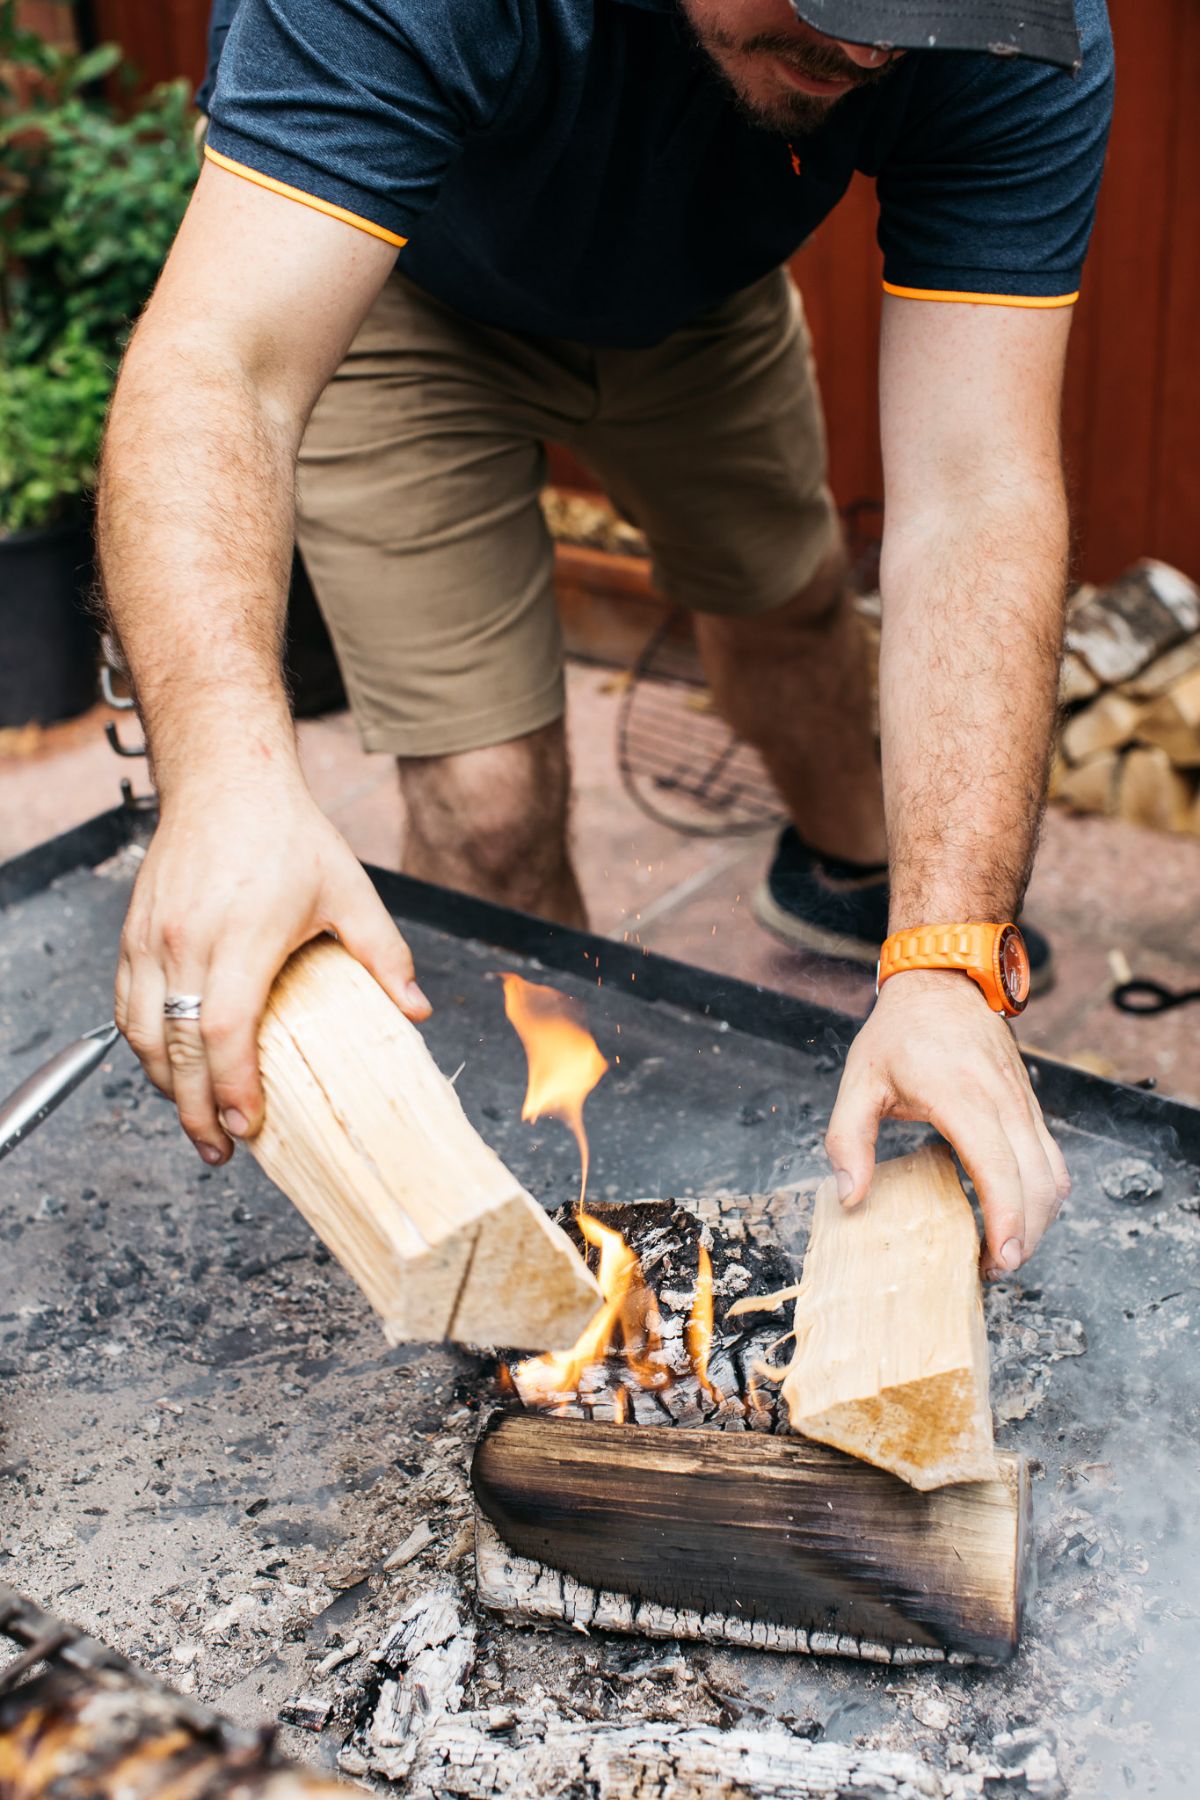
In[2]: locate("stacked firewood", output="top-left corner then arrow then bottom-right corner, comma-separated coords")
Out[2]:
859,560 -> 1200,837
542,487 -> 1200,838
1049,560 -> 1200,833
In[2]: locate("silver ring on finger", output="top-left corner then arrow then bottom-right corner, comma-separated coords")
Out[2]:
163,994 -> 204,1020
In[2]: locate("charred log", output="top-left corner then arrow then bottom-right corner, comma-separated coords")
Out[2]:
471,1414 -> 1030,1664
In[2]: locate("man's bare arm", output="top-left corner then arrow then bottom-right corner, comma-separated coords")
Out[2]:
826,294 -> 1073,1274
100,165 -> 422,1165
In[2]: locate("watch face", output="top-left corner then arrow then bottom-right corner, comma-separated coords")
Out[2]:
998,926 -> 1031,1012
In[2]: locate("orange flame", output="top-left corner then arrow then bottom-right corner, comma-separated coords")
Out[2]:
513,1206 -> 667,1408
686,1244 -> 723,1405
612,1386 -> 629,1425
501,974 -> 609,1205
499,975 -> 677,1416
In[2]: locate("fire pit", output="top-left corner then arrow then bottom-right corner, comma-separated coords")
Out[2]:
2,807 -> 1199,1797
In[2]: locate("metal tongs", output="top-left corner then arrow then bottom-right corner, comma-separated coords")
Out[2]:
0,1023 -> 122,1162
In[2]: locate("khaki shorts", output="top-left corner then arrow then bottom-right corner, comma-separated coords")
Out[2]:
296,267 -> 838,758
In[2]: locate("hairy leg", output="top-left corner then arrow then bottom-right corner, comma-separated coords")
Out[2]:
399,719 -> 587,927
692,544 -> 887,866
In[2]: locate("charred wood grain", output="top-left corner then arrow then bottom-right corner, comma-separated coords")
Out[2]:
405,1713 -> 945,1799
472,1414 -> 1030,1663
0,1668 -> 350,1800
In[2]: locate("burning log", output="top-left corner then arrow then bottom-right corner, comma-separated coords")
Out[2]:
0,1588 -> 349,1800
0,1673 -> 351,1800
251,939 -> 600,1350
472,1414 -> 1030,1665
777,1146 -> 999,1490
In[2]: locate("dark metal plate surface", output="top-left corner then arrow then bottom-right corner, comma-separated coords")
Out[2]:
1,810 -> 1197,1795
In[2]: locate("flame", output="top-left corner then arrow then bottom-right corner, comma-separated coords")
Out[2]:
686,1244 -> 723,1404
513,1206 -> 667,1409
612,1386 -> 629,1425
501,974 -> 609,1204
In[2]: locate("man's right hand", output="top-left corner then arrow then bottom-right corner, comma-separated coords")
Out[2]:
115,772 -> 429,1165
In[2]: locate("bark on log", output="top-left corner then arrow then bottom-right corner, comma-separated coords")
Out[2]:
472,1414 -> 1031,1664
1065,560 -> 1200,684
781,1147 -> 998,1489
1114,746 -> 1196,831
405,1712 -> 945,1800
251,938 -> 600,1350
1136,667 -> 1200,768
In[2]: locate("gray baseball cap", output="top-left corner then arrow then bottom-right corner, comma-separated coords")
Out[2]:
789,0 -> 1082,70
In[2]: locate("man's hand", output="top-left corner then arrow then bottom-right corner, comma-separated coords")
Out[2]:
116,772 -> 429,1166
825,970 -> 1070,1275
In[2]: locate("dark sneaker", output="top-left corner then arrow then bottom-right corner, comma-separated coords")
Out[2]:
752,827 -> 1055,996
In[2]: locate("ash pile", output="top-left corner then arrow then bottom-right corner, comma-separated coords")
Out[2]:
325,1195 -> 1065,1800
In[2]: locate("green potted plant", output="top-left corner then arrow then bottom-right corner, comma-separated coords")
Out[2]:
0,2 -> 195,726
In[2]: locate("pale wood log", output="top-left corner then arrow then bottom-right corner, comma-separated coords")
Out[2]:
405,1713 -> 946,1800
1059,691 -> 1145,764
471,1414 -> 1030,1664
1059,649 -> 1100,706
1114,746 -> 1195,832
1065,560 -> 1200,684
781,1146 -> 998,1489
1050,748 -> 1118,816
1135,666 -> 1200,767
1119,630 -> 1200,699
251,938 -> 600,1350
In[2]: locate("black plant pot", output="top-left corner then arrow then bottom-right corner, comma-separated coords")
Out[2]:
0,513 -> 98,727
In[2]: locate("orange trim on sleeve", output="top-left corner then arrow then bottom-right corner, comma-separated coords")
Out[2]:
882,280 -> 1078,309
204,145 -> 408,248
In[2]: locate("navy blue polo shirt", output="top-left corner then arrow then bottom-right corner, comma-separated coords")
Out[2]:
201,0 -> 1113,349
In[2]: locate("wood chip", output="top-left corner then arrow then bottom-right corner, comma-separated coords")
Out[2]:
383,1520 -> 436,1571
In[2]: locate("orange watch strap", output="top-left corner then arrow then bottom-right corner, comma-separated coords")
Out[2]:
878,922 -> 1007,1012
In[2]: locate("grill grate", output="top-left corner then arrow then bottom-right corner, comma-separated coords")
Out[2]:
615,500 -> 883,837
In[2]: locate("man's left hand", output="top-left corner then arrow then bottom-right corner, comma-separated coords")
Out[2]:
825,969 -> 1070,1275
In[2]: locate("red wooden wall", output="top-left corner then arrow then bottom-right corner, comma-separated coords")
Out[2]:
56,0 -> 1200,582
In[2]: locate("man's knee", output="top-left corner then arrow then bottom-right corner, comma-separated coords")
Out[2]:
399,723 -> 571,893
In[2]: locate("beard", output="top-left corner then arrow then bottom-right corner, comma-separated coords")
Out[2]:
686,24 -> 896,136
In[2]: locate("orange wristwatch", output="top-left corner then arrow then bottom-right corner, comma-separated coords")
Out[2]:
877,922 -> 1031,1017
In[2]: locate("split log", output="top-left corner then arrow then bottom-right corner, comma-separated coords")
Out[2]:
1049,748 -> 1117,815
1065,559 -> 1200,684
1135,666 -> 1200,768
472,1414 -> 1031,1664
1059,691 -> 1145,764
1059,649 -> 1100,707
405,1712 -> 946,1800
781,1146 -> 998,1489
1119,630 -> 1200,700
1114,746 -> 1195,832
251,937 -> 600,1350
